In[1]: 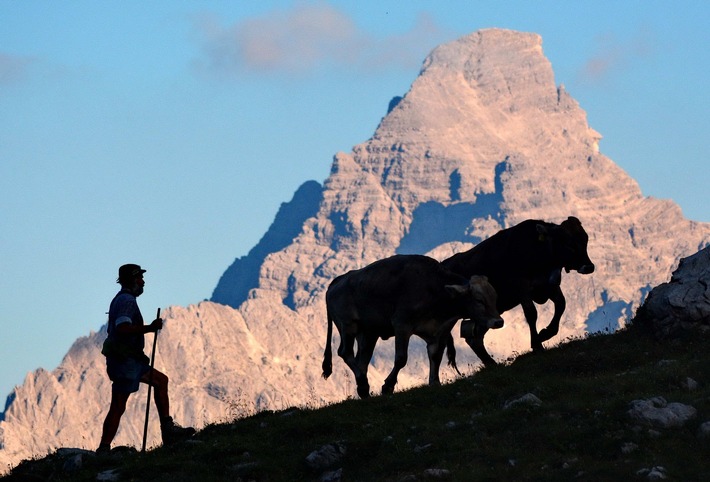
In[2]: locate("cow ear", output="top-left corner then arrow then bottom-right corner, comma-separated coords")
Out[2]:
470,275 -> 488,284
445,284 -> 468,297
561,216 -> 582,233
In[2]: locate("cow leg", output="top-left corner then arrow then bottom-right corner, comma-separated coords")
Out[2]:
353,333 -> 378,398
426,337 -> 446,386
521,300 -> 543,351
538,286 -> 566,343
337,332 -> 370,398
382,331 -> 411,395
464,325 -> 497,367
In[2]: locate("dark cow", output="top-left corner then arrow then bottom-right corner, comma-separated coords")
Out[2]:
441,216 -> 595,366
322,254 -> 503,398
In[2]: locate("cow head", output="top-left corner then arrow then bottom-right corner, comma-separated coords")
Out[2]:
446,275 -> 504,329
537,216 -> 595,275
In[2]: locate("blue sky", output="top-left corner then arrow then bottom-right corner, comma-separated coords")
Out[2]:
1,1 -> 708,402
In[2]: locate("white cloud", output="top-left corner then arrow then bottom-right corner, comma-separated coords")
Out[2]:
191,3 -> 446,78
577,27 -> 656,85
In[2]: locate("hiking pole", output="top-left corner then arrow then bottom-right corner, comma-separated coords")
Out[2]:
142,308 -> 161,453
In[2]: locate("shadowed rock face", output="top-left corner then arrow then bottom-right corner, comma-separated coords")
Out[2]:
635,246 -> 710,339
2,28 -> 710,473
211,180 -> 324,309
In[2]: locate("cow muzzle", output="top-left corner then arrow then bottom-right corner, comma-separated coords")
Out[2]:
460,317 -> 504,338
488,317 -> 504,329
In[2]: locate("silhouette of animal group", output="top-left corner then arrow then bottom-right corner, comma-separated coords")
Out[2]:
323,217 -> 594,398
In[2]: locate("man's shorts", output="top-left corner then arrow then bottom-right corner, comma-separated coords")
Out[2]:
106,357 -> 151,394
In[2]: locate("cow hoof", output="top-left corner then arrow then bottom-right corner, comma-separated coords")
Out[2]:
357,386 -> 371,399
381,383 -> 395,395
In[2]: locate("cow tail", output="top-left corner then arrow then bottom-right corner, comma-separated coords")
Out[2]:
322,305 -> 333,379
446,333 -> 461,376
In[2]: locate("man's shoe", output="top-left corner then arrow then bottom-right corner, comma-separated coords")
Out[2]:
160,416 -> 196,445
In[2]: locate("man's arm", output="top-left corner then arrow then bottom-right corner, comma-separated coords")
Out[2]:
115,317 -> 163,335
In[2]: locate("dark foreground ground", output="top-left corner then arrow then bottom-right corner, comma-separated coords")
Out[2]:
4,322 -> 710,481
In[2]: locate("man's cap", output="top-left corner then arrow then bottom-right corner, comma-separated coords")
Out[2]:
117,264 -> 146,283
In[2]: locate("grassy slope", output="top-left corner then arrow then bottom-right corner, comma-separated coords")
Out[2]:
4,324 -> 709,481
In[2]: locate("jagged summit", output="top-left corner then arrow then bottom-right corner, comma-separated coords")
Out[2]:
2,28 -> 709,473
366,28 -> 610,220
212,180 -> 324,309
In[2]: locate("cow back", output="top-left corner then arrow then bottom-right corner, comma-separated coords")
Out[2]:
326,255 -> 470,335
442,219 -> 551,280
441,217 -> 593,313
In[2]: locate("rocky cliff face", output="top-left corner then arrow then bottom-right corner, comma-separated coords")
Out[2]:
2,28 -> 709,472
635,245 -> 710,338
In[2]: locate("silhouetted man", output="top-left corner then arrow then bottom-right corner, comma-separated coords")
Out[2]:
97,264 -> 194,453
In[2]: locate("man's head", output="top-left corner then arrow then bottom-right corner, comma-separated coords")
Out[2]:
117,264 -> 146,296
